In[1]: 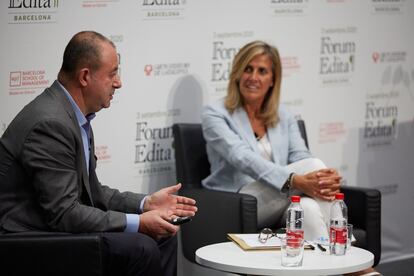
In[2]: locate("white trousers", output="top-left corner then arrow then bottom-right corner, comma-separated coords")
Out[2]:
286,158 -> 331,241
239,158 -> 331,241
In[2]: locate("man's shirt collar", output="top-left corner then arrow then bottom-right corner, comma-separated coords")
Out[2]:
57,80 -> 96,126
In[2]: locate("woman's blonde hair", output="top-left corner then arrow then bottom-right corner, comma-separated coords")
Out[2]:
224,40 -> 282,127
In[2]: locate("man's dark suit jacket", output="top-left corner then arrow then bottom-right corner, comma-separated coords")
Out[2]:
0,80 -> 144,233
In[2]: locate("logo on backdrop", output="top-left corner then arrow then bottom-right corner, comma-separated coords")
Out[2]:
95,145 -> 112,163
143,63 -> 190,77
7,0 -> 59,24
319,26 -> 357,86
370,0 -> 405,15
371,49 -> 414,106
318,121 -> 346,144
372,51 -> 407,64
211,41 -> 238,83
144,65 -> 153,76
280,57 -> 303,108
134,109 -> 180,176
209,30 -> 254,97
140,0 -> 187,20
82,0 -> 120,8
269,0 -> 309,16
325,0 -> 352,3
9,69 -> 50,96
365,48 -> 413,148
363,99 -> 398,147
281,56 -> 301,78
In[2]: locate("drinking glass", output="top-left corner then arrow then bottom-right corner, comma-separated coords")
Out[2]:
280,236 -> 304,267
346,223 -> 353,251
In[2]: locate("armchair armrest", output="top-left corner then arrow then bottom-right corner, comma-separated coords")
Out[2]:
0,233 -> 103,275
342,186 -> 381,266
179,188 -> 257,262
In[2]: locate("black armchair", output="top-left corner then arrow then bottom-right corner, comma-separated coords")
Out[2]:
0,232 -> 104,275
173,121 -> 381,267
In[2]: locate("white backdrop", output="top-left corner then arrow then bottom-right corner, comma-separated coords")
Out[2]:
1,0 -> 414,265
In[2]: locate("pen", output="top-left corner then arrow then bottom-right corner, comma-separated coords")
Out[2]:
317,243 -> 327,252
304,240 -> 315,250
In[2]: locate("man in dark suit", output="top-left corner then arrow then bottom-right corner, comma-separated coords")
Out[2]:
0,31 -> 197,276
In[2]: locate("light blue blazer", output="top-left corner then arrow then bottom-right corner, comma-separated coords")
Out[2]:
201,99 -> 312,193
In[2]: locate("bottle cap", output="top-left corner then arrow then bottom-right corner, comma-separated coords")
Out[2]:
291,195 -> 301,202
335,193 -> 344,200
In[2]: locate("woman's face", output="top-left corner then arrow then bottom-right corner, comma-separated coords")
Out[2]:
239,54 -> 274,106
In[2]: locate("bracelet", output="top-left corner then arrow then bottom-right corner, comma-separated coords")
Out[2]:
287,173 -> 295,189
281,172 -> 295,193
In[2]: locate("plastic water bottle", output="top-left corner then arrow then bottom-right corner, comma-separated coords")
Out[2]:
329,193 -> 348,255
286,195 -> 304,242
284,195 -> 304,266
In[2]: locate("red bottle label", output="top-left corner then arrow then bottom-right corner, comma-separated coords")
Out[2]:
286,229 -> 304,248
330,227 -> 347,244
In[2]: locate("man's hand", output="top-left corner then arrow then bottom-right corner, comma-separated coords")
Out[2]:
139,210 -> 178,240
292,168 -> 341,201
143,183 -> 198,217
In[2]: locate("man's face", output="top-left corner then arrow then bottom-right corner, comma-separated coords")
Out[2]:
85,42 -> 122,114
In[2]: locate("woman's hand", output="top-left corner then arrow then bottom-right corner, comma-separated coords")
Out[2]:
292,168 -> 341,201
316,168 -> 341,198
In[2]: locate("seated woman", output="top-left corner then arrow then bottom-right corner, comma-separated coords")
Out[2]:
202,40 -> 339,240
201,40 -> 380,276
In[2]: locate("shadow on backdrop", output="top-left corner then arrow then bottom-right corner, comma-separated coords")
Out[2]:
341,62 -> 414,264
349,120 -> 413,263
141,74 -> 206,193
166,74 -> 206,124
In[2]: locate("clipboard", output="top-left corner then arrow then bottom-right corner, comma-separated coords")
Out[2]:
227,233 -> 282,251
227,233 -> 314,251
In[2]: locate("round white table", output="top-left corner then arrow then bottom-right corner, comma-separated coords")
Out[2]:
196,242 -> 374,276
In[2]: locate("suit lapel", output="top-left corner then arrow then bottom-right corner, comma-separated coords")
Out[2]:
231,107 -> 260,153
49,81 -> 94,205
89,129 -> 97,176
268,123 -> 282,165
